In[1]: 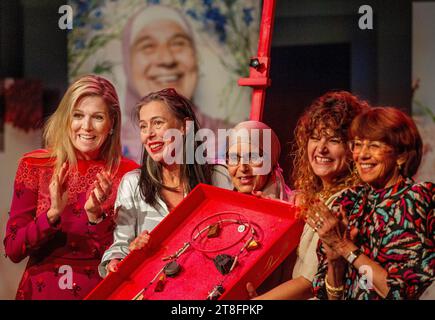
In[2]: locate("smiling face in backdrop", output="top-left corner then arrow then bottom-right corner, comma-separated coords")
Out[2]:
130,20 -> 198,100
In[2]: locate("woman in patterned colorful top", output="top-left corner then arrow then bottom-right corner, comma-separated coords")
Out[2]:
247,91 -> 369,299
3,75 -> 139,299
309,107 -> 434,299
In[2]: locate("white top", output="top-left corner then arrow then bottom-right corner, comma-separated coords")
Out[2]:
292,191 -> 342,282
98,165 -> 233,277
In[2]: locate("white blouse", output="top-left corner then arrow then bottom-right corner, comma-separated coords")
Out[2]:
98,165 -> 233,277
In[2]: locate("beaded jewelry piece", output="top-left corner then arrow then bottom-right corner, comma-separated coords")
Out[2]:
132,212 -> 260,300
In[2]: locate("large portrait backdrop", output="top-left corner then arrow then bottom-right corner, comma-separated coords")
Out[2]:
68,0 -> 260,163
413,2 -> 435,182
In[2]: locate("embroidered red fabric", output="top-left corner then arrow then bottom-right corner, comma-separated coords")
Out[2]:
4,150 -> 139,300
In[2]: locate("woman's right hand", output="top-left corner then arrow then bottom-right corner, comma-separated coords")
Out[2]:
106,259 -> 121,274
323,242 -> 343,262
129,230 -> 151,251
47,163 -> 69,225
246,282 -> 259,299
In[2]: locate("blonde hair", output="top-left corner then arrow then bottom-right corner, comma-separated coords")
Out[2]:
40,74 -> 122,176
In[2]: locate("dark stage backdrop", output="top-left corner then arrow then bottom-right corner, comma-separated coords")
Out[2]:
264,43 -> 351,186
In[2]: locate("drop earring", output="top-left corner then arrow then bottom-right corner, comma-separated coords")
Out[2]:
397,162 -> 403,175
352,162 -> 359,177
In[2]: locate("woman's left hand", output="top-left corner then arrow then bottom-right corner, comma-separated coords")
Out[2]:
306,200 -> 342,246
84,171 -> 112,220
307,201 -> 347,251
306,202 -> 358,256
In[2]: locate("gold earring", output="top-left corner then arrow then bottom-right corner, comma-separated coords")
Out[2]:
397,162 -> 403,173
352,163 -> 359,176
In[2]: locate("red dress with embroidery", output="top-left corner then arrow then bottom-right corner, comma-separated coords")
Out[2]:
4,150 -> 139,300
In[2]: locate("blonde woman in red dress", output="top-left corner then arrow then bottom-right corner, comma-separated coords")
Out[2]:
3,75 -> 138,299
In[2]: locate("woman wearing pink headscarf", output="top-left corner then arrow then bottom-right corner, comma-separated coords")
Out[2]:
226,120 -> 292,201
226,120 -> 294,292
121,4 -> 230,163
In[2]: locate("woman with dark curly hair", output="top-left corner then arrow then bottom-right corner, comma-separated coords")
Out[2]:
247,91 -> 369,299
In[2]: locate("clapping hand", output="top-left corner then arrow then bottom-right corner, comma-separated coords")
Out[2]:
305,201 -> 358,261
85,171 -> 112,221
47,163 -> 69,224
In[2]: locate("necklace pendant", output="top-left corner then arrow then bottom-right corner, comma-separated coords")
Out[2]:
207,284 -> 225,300
154,274 -> 166,292
207,223 -> 220,238
247,239 -> 260,251
237,224 -> 246,232
213,254 -> 235,275
163,260 -> 181,277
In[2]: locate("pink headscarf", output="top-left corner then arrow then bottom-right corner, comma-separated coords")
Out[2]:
229,121 -> 292,201
120,5 -> 232,162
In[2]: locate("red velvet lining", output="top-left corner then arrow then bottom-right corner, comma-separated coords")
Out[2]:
86,184 -> 303,300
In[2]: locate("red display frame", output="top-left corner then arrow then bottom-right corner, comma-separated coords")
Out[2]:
85,184 -> 303,300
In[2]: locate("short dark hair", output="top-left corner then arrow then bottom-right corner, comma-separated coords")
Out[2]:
349,107 -> 423,178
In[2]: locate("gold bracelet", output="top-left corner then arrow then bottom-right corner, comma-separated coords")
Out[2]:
88,212 -> 106,225
326,288 -> 343,298
325,275 -> 344,296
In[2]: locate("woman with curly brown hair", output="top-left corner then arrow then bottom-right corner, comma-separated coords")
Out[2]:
247,91 -> 369,299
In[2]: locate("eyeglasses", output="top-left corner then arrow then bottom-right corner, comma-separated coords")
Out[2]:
226,152 -> 264,167
349,139 -> 393,155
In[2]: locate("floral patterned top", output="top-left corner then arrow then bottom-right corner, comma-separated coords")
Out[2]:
3,150 -> 138,300
313,178 -> 434,300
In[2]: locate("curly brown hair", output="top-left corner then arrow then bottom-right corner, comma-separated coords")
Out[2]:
291,91 -> 370,208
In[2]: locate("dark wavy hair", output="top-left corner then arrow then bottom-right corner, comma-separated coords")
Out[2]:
134,88 -> 213,206
292,91 -> 370,205
349,106 -> 422,178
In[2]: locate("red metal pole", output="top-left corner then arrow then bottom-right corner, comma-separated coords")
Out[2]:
238,0 -> 276,121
